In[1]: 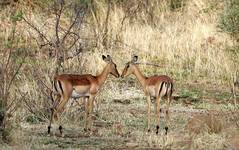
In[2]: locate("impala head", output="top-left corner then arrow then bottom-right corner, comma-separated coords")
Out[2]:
102,55 -> 120,78
121,55 -> 138,78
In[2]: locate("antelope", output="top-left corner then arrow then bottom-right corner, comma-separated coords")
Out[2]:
48,55 -> 120,135
121,56 -> 173,135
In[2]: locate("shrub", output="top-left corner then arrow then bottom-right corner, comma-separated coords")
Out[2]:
219,0 -> 239,40
170,0 -> 187,11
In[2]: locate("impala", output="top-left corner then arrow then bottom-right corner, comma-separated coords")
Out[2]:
48,55 -> 120,135
121,56 -> 173,135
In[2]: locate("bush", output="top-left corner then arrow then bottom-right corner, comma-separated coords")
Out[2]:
170,0 -> 186,11
219,0 -> 239,39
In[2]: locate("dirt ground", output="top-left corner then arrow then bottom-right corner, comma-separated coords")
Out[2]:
2,83 -> 239,150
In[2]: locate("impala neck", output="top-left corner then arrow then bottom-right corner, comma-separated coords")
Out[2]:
97,64 -> 111,86
132,65 -> 147,87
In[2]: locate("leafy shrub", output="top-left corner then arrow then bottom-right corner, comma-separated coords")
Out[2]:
26,115 -> 43,124
219,0 -> 239,39
170,0 -> 186,11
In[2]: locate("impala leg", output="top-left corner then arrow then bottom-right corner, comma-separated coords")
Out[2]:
88,95 -> 95,131
150,96 -> 157,114
54,95 -> 70,136
156,96 -> 161,135
48,108 -> 54,134
84,97 -> 89,131
48,94 -> 61,134
165,96 -> 171,135
147,96 -> 151,132
94,98 -> 100,116
49,107 -> 60,135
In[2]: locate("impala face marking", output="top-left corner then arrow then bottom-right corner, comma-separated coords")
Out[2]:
48,55 -> 119,136
121,56 -> 173,135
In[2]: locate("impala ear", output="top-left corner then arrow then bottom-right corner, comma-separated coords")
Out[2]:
102,55 -> 111,62
102,55 -> 107,61
132,55 -> 138,63
107,55 -> 112,61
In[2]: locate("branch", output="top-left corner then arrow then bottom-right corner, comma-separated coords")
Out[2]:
54,0 -> 64,47
7,91 -> 28,115
65,46 -> 83,60
67,35 -> 81,50
22,96 -> 36,116
6,55 -> 26,93
114,40 -> 142,51
22,17 -> 52,46
4,49 -> 12,74
103,0 -> 111,42
26,30 -> 52,49
135,62 -> 164,68
61,7 -> 86,44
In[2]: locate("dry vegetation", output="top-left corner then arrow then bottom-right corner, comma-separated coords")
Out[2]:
0,0 -> 239,149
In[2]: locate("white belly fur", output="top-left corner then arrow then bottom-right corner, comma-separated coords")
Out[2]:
71,90 -> 90,98
71,85 -> 91,98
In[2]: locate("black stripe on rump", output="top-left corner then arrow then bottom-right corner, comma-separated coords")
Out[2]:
158,81 -> 165,96
58,80 -> 63,95
54,80 -> 58,93
170,83 -> 173,97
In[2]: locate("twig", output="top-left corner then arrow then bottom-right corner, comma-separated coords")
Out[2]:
114,40 -> 142,52
7,91 -> 28,116
61,7 -> 85,44
6,55 -> 25,93
102,0 -> 111,46
54,0 -> 64,46
136,62 -> 164,68
22,17 -> 52,46
65,47 -> 82,60
67,36 -> 81,51
21,93 -> 35,115
4,49 -> 12,73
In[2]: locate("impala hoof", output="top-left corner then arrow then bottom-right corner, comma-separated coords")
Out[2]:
84,128 -> 91,132
156,125 -> 159,135
47,126 -> 51,134
165,126 -> 168,135
59,125 -> 63,135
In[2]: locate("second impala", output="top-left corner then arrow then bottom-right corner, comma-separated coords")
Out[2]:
121,56 -> 173,135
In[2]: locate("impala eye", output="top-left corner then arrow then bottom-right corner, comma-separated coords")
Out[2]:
125,62 -> 130,68
126,64 -> 129,68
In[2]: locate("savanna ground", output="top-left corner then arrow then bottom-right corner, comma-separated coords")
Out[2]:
0,0 -> 239,149
4,81 -> 239,149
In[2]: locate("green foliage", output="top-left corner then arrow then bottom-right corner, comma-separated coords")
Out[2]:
1,127 -> 12,143
179,89 -> 200,100
0,105 -> 5,127
170,0 -> 186,11
39,0 -> 52,4
215,92 -> 231,101
10,11 -> 23,23
226,46 -> 239,64
26,115 -> 43,124
219,0 -> 239,38
76,0 -> 91,5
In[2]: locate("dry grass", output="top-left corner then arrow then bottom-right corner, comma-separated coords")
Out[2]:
0,0 -> 236,83
0,0 -> 239,149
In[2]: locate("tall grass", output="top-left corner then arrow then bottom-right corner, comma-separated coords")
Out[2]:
84,0 -> 235,83
0,0 -> 238,146
1,0 -> 236,83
